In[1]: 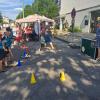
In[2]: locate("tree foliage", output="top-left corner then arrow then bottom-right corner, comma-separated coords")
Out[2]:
0,12 -> 3,24
24,5 -> 33,17
16,12 -> 23,19
32,0 -> 59,18
16,0 -> 59,19
16,5 -> 33,19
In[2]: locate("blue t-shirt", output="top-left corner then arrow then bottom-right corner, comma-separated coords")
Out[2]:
96,28 -> 100,37
4,31 -> 13,48
44,32 -> 52,43
0,41 -> 3,49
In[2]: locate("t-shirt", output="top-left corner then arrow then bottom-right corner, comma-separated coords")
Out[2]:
16,28 -> 23,37
96,28 -> 100,37
40,36 -> 45,44
34,22 -> 40,35
0,40 -> 3,49
3,32 -> 13,48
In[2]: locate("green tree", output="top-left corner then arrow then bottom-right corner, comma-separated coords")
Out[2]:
16,5 -> 33,19
24,5 -> 33,17
0,12 -> 3,24
32,0 -> 59,18
16,12 -> 23,19
16,0 -> 59,19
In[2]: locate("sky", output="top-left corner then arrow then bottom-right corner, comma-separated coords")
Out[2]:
0,0 -> 34,20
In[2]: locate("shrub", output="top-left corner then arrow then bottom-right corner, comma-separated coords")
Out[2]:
68,26 -> 82,32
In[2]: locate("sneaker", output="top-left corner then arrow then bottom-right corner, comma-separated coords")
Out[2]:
25,54 -> 31,58
9,61 -> 18,67
0,69 -> 6,73
96,58 -> 100,63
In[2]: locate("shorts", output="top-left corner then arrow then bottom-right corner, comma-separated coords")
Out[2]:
15,36 -> 22,42
44,35 -> 52,43
0,49 -> 6,60
96,37 -> 100,48
41,43 -> 45,48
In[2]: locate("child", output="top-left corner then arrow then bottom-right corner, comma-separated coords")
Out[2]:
3,27 -> 14,61
38,24 -> 46,51
44,28 -> 55,50
20,43 -> 31,58
39,35 -> 46,51
0,33 -> 7,71
16,25 -> 23,43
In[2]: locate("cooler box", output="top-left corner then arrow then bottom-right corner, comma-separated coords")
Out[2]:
81,38 -> 97,59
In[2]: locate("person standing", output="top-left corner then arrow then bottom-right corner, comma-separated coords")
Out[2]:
44,28 -> 55,50
34,21 -> 40,41
0,33 -> 7,71
2,27 -> 14,63
96,23 -> 100,61
16,25 -> 23,43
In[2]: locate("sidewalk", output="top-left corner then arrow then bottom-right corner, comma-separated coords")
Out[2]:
55,32 -> 96,47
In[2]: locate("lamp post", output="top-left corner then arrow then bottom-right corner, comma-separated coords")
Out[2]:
15,8 -> 23,18
22,0 -> 25,18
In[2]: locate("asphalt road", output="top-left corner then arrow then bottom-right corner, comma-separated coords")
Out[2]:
0,39 -> 100,100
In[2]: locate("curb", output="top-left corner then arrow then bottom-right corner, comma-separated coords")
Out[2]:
55,36 -> 81,49
55,36 -> 69,43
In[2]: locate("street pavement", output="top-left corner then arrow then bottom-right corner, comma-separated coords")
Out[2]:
0,39 -> 100,100
55,32 -> 96,47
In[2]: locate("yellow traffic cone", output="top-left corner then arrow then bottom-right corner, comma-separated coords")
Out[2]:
60,71 -> 66,82
30,73 -> 37,85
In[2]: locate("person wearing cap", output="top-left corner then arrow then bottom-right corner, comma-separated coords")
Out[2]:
96,24 -> 100,61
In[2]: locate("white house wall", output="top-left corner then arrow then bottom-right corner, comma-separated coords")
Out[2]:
59,0 -> 100,32
65,6 -> 100,32
60,0 -> 100,15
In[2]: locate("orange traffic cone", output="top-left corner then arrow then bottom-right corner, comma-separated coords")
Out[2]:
30,73 -> 37,85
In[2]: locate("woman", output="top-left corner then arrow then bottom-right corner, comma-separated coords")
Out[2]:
96,24 -> 100,61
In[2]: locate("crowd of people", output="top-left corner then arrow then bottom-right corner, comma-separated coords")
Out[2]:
15,23 -> 55,51
0,21 -> 100,72
15,24 -> 39,42
0,22 -> 55,72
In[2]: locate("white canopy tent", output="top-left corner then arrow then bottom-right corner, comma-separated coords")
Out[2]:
15,14 -> 55,35
15,14 -> 54,23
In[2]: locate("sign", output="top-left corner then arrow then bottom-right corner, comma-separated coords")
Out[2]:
97,17 -> 100,21
71,8 -> 76,19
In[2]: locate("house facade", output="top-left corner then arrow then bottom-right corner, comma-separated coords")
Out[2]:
59,0 -> 100,33
3,16 -> 10,27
